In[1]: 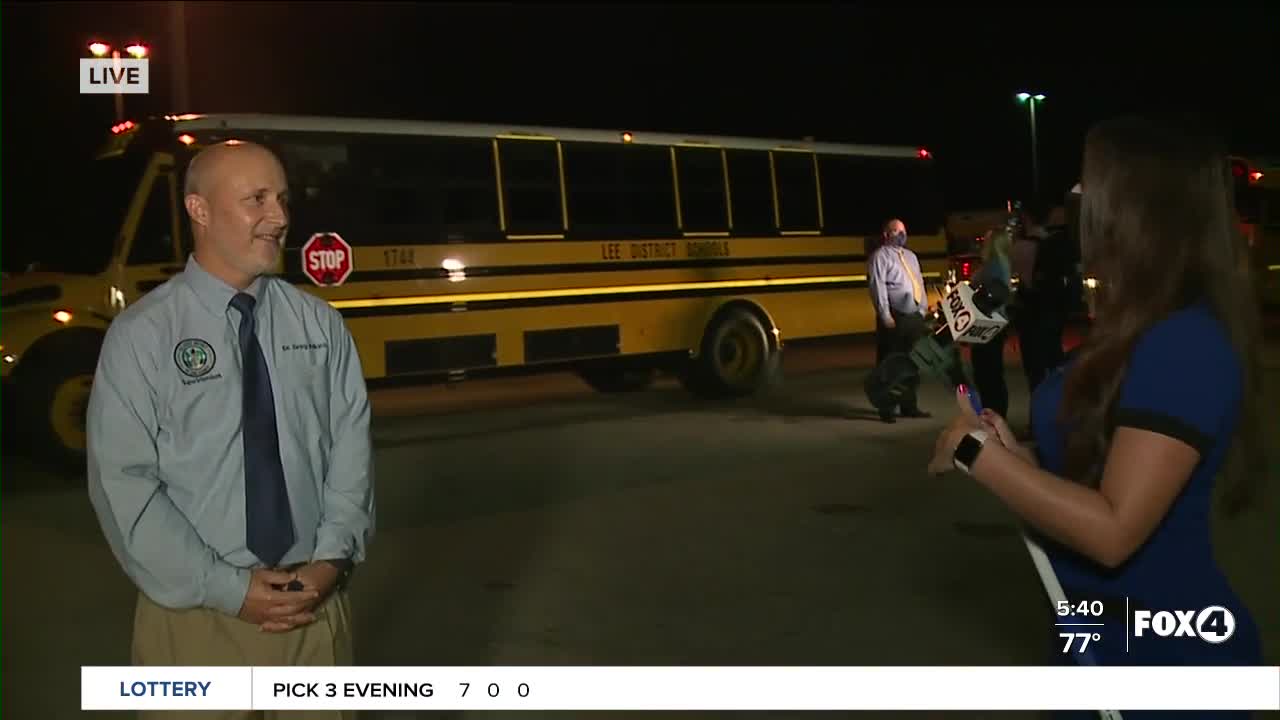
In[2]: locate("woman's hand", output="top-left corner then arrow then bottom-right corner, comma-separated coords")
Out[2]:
978,408 -> 1041,467
979,408 -> 1018,448
928,386 -> 987,476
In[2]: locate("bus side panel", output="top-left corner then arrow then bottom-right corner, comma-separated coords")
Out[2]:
326,230 -> 951,382
338,269 -> 958,382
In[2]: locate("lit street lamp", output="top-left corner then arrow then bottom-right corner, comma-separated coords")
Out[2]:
1016,91 -> 1046,200
88,40 -> 149,122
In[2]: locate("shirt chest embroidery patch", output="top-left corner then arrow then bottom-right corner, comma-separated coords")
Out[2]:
174,337 -> 223,386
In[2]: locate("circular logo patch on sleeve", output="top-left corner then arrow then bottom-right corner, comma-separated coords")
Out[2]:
174,338 -> 216,378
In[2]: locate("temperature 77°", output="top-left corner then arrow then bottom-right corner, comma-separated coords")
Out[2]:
1061,632 -> 1101,653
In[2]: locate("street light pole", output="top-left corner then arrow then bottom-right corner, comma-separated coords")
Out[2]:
90,40 -> 149,124
112,50 -> 124,123
1017,92 -> 1046,201
1028,97 -> 1039,199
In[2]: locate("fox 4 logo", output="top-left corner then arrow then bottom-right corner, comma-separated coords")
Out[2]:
1133,606 -> 1236,644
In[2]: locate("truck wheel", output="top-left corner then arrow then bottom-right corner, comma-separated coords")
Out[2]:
685,306 -> 780,398
16,335 -> 102,476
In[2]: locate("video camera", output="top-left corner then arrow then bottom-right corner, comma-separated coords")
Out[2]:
863,279 -> 1012,413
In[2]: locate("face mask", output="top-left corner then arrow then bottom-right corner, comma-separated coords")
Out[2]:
890,231 -> 907,247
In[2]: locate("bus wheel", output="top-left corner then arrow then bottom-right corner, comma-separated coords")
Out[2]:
688,306 -> 779,398
579,366 -> 656,393
16,335 -> 101,476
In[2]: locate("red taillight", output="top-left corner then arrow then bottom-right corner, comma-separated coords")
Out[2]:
1249,171 -> 1264,183
917,147 -> 932,159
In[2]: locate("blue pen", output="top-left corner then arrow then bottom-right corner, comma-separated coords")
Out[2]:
958,383 -> 983,414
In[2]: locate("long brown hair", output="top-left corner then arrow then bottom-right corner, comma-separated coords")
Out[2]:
1059,115 -> 1265,515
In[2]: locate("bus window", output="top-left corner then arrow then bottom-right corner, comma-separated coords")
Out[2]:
564,142 -> 676,239
273,135 -> 503,245
725,149 -> 775,235
358,138 -> 438,230
497,138 -> 564,237
772,151 -> 820,233
275,137 -> 366,242
620,144 -> 677,236
674,146 -> 728,234
563,142 -> 618,237
127,171 -> 179,266
438,139 -> 502,242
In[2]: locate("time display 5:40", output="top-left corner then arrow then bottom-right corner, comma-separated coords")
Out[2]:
1057,600 -> 1105,617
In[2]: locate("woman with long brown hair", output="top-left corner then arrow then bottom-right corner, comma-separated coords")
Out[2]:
929,115 -> 1266,692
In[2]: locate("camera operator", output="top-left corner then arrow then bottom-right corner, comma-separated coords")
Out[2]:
1011,202 -> 1070,394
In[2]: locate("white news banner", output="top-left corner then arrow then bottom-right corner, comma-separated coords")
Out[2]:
84,666 -> 1280,711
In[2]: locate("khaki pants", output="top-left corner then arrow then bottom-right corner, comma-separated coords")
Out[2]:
132,590 -> 356,720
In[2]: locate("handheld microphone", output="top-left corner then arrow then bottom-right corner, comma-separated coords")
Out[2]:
864,279 -> 1011,415
959,383 -> 983,414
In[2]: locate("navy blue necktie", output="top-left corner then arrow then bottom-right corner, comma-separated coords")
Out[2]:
230,292 -> 295,568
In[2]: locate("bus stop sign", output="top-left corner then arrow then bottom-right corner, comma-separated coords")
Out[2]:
301,232 -> 353,286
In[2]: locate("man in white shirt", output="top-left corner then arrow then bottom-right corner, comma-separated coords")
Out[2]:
867,218 -> 932,423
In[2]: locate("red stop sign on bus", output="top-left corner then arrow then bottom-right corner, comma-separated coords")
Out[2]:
301,232 -> 353,286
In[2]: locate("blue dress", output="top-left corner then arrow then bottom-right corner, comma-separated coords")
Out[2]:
1029,303 -> 1263,719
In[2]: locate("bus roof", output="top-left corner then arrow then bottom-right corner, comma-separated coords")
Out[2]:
162,113 -> 931,159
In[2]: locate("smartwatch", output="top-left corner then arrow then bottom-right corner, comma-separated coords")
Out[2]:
953,429 -> 989,474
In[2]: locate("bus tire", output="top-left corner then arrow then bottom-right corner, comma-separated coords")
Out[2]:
13,329 -> 103,477
686,306 -> 780,398
578,366 -> 657,393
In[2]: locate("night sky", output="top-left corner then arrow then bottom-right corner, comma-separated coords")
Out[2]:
4,2 -> 1278,270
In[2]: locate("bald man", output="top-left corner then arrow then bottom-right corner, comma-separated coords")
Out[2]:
87,141 -> 373,719
867,218 -> 931,422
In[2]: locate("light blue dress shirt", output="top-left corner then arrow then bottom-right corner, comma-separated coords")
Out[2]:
87,255 -> 375,616
868,244 -> 928,323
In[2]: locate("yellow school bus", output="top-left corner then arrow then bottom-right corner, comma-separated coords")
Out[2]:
0,114 -> 949,469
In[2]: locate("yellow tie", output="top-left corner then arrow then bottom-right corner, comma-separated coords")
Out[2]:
898,248 -> 924,306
